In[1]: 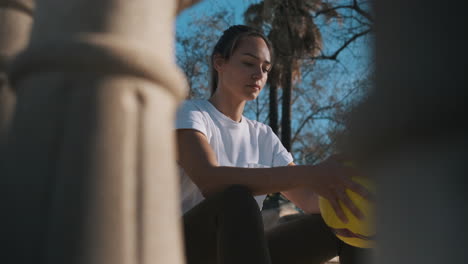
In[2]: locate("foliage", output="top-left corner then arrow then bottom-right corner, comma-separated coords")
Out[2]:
243,0 -> 373,155
176,10 -> 234,98
176,0 -> 374,161
176,0 -> 374,210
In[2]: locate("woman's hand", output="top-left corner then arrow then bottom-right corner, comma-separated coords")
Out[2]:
306,155 -> 372,223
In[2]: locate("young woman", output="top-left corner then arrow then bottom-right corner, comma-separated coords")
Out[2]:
176,25 -> 371,264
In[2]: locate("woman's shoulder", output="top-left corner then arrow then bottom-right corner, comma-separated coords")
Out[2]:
243,117 -> 274,135
175,99 -> 212,133
176,99 -> 210,121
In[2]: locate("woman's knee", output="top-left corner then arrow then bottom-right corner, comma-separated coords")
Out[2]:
220,185 -> 260,213
223,184 -> 252,196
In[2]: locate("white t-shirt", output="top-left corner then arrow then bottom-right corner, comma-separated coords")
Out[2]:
175,99 -> 293,214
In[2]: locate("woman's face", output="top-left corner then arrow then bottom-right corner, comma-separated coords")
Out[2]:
215,36 -> 271,101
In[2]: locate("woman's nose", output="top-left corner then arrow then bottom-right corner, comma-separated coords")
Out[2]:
251,69 -> 262,80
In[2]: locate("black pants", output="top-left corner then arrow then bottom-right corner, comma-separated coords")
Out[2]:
183,185 -> 371,264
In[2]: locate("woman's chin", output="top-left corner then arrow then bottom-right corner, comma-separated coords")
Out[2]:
243,91 -> 260,101
245,94 -> 258,101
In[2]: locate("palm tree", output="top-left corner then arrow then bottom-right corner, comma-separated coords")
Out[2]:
244,0 -> 347,211
244,0 -> 334,151
244,0 -> 327,211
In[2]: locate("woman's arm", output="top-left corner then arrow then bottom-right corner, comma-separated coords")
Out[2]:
176,129 -> 369,221
177,129 -> 305,196
281,162 -> 321,214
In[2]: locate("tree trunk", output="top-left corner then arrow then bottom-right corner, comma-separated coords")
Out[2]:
281,57 -> 292,151
269,82 -> 279,135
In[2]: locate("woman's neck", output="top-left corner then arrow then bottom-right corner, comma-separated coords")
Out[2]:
208,92 -> 245,123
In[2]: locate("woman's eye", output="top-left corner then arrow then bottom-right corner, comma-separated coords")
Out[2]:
243,61 -> 270,73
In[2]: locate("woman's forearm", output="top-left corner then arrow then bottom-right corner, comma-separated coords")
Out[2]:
178,129 -> 370,222
282,188 -> 321,214
195,165 -> 311,197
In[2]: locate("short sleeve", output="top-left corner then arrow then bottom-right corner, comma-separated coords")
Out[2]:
271,134 -> 294,166
175,100 -> 208,137
260,125 -> 293,167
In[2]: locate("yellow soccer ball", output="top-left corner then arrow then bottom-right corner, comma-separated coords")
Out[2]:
319,176 -> 375,248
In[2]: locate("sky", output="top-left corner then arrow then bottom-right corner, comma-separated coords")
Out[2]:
175,0 -> 373,86
174,0 -> 374,162
177,0 -> 258,28
174,0 -> 374,106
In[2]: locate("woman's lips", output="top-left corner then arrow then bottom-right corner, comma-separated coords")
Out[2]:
247,84 -> 261,90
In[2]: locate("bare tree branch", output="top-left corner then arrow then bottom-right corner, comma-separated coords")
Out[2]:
314,1 -> 374,22
315,4 -> 352,18
291,84 -> 359,144
291,104 -> 338,144
311,28 -> 372,61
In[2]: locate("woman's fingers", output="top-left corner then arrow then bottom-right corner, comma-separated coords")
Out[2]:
337,188 -> 364,220
345,178 -> 373,201
327,194 -> 348,223
313,160 -> 373,222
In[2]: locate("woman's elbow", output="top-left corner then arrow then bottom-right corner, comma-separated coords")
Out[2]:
188,167 -> 220,197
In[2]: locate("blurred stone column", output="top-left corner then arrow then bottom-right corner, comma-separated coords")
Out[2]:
2,0 -> 200,263
0,0 -> 34,144
348,0 -> 467,263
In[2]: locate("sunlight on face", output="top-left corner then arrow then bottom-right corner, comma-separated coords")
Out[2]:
216,36 -> 272,102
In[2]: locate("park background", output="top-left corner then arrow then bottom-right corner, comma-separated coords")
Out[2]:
175,0 -> 374,211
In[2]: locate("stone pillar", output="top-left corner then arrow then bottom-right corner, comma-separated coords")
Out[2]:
2,0 -> 200,263
347,0 -> 467,263
0,0 -> 34,144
